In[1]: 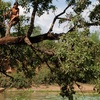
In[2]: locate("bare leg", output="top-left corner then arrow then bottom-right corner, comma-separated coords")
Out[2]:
6,65 -> 12,73
5,24 -> 11,36
4,58 -> 12,73
5,17 -> 19,36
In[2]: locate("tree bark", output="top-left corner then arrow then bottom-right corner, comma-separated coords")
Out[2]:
0,32 -> 61,45
26,0 -> 38,37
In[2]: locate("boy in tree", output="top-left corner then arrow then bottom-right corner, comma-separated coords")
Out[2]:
3,2 -> 19,36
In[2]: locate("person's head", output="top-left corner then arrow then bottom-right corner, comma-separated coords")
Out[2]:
13,2 -> 18,8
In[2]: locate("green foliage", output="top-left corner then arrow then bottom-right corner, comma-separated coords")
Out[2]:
11,72 -> 32,88
0,1 -> 11,37
19,0 -> 56,16
38,40 -> 56,50
33,66 -> 55,85
12,16 -> 30,36
89,4 -> 100,23
32,26 -> 42,36
0,0 -> 100,99
90,32 -> 100,43
37,0 -> 56,16
0,1 -> 11,18
33,66 -> 49,84
0,75 -> 12,87
94,79 -> 100,93
57,31 -> 100,81
50,30 -> 100,98
0,73 -> 32,88
74,0 -> 91,13
0,44 -> 38,78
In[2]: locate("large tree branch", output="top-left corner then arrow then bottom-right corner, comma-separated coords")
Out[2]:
0,25 -> 76,45
0,33 -> 61,45
0,36 -> 25,45
26,0 -> 38,37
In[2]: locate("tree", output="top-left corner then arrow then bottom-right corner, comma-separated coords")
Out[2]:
0,1 -> 11,37
89,0 -> 100,24
0,0 -> 100,99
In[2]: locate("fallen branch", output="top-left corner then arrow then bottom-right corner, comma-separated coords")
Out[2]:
0,32 -> 60,45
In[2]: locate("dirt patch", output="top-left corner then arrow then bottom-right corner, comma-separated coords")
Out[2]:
0,88 -> 5,93
0,83 -> 95,93
73,83 -> 95,92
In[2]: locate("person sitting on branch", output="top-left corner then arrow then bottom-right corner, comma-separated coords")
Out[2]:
3,2 -> 19,36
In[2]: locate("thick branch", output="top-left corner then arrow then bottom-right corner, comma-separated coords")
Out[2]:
0,36 -> 25,45
26,0 -> 38,37
0,33 -> 61,45
0,24 -> 77,45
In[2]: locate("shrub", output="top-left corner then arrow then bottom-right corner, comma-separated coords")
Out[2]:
32,66 -> 56,85
11,72 -> 32,88
0,75 -> 12,87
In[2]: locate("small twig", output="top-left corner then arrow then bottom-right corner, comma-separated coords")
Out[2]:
45,61 -> 54,73
0,70 -> 14,80
58,17 -> 71,21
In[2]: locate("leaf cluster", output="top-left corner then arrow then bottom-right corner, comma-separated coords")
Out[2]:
89,4 -> 100,24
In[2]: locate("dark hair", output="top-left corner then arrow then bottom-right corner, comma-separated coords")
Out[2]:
14,2 -> 19,5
